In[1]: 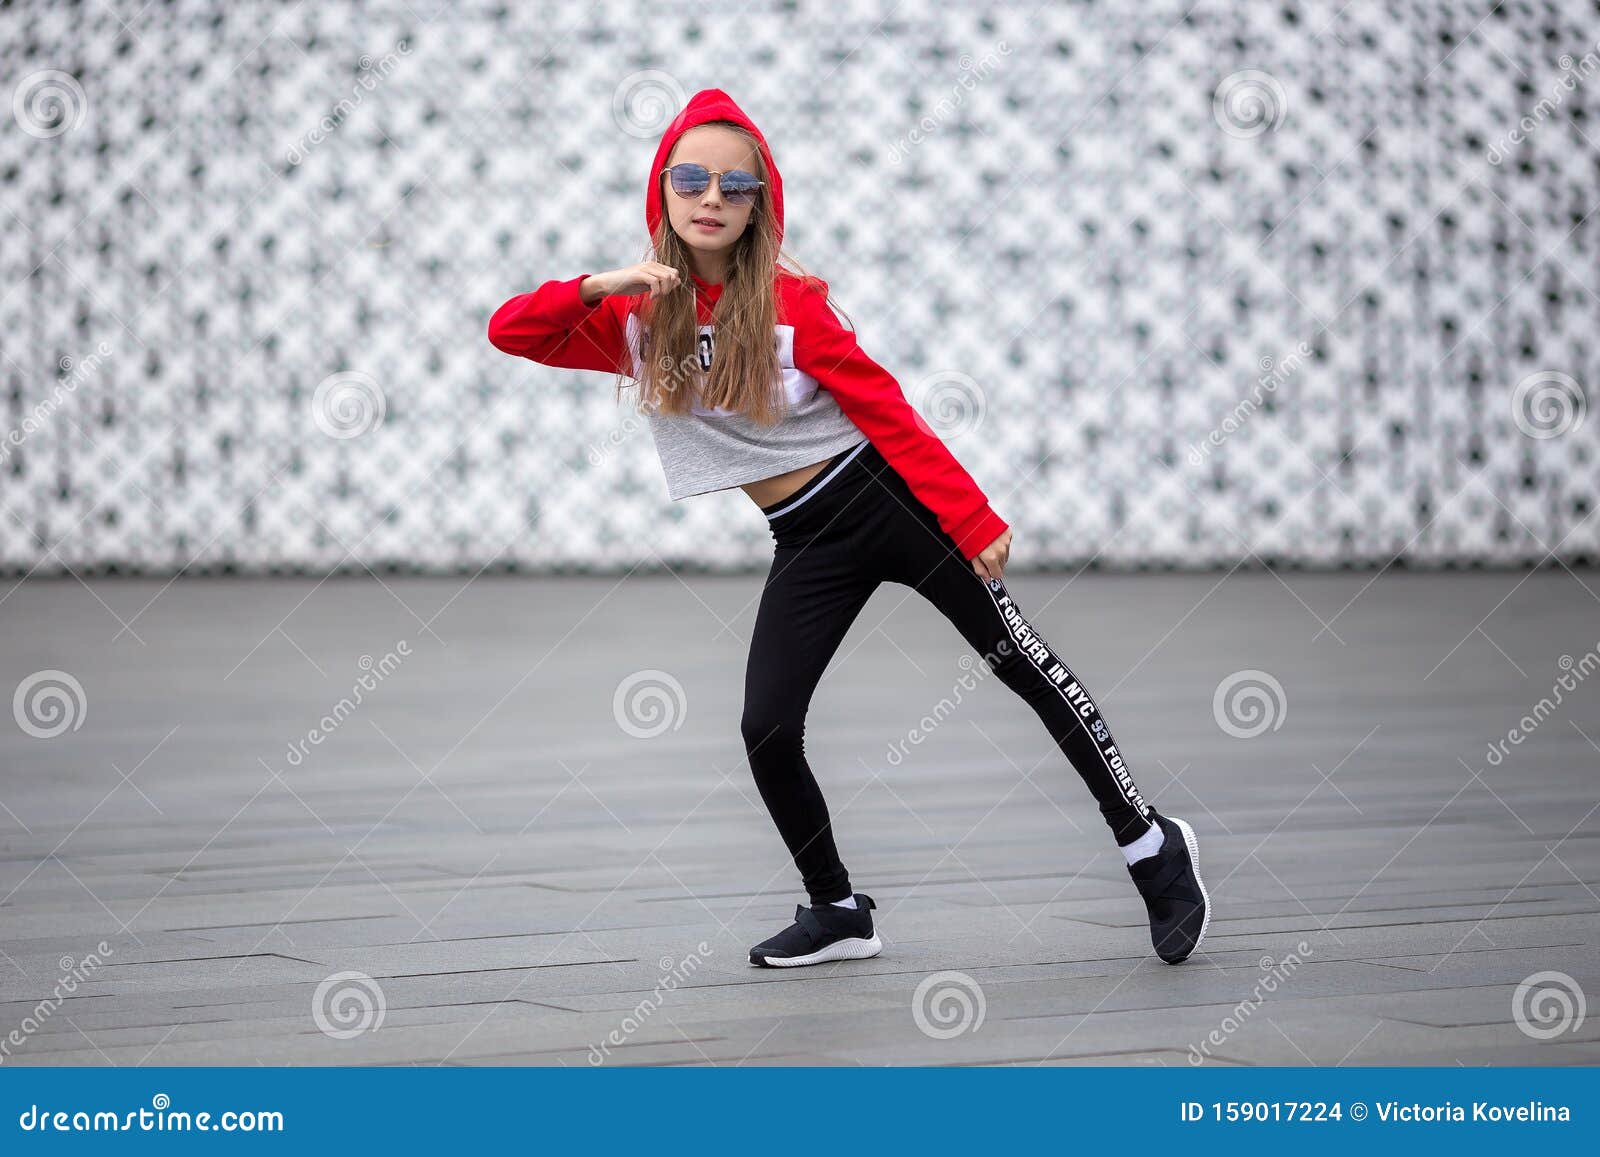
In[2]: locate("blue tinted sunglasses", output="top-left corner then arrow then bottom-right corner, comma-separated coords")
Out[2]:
660,162 -> 764,206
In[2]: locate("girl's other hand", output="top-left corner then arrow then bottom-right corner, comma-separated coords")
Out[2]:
971,528 -> 1011,581
586,263 -> 682,302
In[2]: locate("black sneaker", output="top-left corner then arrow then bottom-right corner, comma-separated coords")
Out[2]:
1127,810 -> 1210,964
749,894 -> 882,967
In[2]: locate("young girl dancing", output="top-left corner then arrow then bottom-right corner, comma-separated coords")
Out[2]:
487,88 -> 1209,967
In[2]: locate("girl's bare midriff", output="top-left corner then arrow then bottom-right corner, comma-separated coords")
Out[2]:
740,456 -> 832,509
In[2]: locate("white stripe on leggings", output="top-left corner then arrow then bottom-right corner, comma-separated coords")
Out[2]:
979,576 -> 1148,818
762,439 -> 870,521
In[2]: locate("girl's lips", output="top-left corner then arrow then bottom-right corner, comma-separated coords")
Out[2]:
693,219 -> 725,230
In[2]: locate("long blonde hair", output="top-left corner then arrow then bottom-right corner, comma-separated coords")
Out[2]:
618,120 -> 843,426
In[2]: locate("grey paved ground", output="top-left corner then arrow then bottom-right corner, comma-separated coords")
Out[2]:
2,567 -> 1598,1066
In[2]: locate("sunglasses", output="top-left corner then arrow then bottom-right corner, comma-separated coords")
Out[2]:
660,162 -> 764,207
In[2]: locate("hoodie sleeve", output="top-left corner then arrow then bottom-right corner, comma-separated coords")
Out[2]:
487,273 -> 633,375
790,279 -> 1009,560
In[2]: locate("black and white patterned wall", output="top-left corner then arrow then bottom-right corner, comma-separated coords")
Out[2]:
3,0 -> 1596,574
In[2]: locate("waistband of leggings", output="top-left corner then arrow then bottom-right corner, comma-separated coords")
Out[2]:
760,439 -> 872,521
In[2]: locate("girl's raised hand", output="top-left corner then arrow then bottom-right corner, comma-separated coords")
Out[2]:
588,262 -> 683,301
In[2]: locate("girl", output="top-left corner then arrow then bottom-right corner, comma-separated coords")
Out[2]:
487,88 -> 1209,967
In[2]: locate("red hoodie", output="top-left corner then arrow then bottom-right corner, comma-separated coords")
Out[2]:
487,88 -> 1009,560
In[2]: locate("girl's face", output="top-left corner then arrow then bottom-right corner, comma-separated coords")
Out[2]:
663,125 -> 759,261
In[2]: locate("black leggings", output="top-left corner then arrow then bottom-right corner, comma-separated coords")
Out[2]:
741,438 -> 1155,905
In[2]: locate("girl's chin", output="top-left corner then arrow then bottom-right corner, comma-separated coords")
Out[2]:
677,228 -> 737,250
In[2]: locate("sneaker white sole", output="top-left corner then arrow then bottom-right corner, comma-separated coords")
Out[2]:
1169,815 -> 1211,961
750,933 -> 883,968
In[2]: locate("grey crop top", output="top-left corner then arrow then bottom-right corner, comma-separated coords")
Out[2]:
625,312 -> 868,499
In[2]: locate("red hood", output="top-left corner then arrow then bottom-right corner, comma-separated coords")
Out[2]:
646,88 -> 784,251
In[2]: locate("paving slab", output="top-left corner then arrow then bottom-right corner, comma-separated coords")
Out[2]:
1,570 -> 1595,1065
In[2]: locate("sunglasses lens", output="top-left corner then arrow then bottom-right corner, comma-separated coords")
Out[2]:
668,164 -> 709,197
721,172 -> 760,204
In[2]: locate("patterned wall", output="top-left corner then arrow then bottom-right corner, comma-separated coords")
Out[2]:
3,0 -> 1596,574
